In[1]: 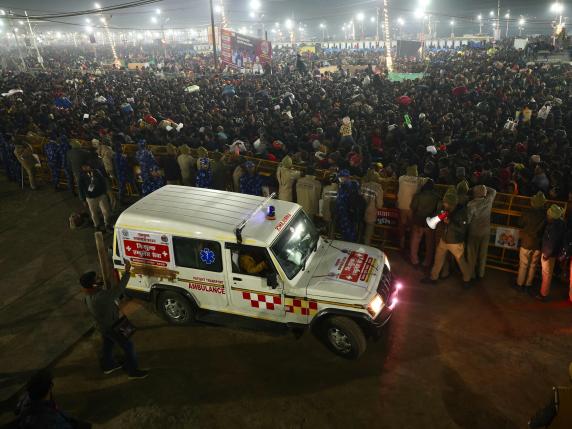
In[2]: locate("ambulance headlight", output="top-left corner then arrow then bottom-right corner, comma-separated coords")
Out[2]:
367,294 -> 384,318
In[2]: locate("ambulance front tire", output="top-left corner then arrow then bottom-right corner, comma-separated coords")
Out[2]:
320,316 -> 367,359
158,291 -> 195,325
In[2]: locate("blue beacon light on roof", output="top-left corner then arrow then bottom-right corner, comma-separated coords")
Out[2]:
266,205 -> 276,220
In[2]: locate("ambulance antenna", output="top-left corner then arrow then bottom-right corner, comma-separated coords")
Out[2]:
235,193 -> 276,244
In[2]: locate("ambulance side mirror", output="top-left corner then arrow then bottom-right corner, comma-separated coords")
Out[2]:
266,271 -> 278,289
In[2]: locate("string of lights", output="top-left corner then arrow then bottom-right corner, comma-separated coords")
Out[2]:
1,0 -> 165,20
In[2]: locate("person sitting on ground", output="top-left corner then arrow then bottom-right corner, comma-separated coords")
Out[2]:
15,369 -> 91,429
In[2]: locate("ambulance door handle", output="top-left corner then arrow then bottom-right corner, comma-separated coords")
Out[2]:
233,277 -> 243,282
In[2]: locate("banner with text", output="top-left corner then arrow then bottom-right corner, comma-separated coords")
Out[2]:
220,29 -> 272,69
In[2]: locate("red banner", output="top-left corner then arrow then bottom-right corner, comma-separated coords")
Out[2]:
220,28 -> 272,69
123,239 -> 171,266
339,251 -> 368,283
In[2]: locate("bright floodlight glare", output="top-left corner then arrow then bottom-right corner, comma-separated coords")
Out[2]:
450,20 -> 455,26
18,20 -> 24,25
285,18 -> 293,30
356,12 -> 365,21
319,23 -> 326,28
414,8 -> 424,19
397,17 -> 405,26
85,18 -> 91,24
249,11 -> 255,18
250,0 -> 261,11
519,18 -> 525,26
370,16 -> 375,23
489,10 -> 494,17
477,14 -> 482,20
419,0 -> 430,7
505,13 -> 510,19
94,2 -> 101,9
551,3 -> 565,14
0,9 -> 5,15
85,25 -> 93,32
156,8 -> 161,14
150,16 -> 157,24
99,17 -> 106,23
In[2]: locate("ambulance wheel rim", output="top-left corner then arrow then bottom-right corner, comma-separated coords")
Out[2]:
327,328 -> 352,354
164,298 -> 187,320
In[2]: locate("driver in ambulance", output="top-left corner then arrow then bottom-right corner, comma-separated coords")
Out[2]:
239,249 -> 268,275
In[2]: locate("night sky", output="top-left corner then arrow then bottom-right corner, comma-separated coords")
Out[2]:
0,0 -> 565,37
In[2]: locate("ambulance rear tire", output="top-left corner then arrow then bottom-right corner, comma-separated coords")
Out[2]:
158,291 -> 195,325
321,316 -> 367,359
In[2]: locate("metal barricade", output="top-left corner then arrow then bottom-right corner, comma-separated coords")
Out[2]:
19,136 -> 568,273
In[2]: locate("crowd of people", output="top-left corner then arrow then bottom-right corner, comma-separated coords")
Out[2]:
2,39 -> 572,302
4,35 -> 572,428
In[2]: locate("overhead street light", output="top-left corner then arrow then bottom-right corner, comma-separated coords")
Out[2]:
250,0 -> 261,11
551,2 -> 565,14
94,3 -> 101,9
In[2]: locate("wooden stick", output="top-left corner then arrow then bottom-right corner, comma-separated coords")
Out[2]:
95,231 -> 112,289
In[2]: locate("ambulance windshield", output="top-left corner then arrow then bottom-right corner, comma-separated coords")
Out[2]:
271,211 -> 319,279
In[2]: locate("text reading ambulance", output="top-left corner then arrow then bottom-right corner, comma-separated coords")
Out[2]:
113,186 -> 399,358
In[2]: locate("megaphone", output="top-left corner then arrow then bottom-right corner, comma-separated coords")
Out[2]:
426,211 -> 449,230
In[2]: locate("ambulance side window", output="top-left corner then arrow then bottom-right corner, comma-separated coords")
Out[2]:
173,237 -> 223,273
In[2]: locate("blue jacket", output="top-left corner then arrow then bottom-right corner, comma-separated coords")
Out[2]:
542,219 -> 565,258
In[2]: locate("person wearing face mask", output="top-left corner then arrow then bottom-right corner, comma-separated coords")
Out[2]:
80,260 -> 148,379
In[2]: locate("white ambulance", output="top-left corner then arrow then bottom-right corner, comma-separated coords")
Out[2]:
112,186 -> 399,359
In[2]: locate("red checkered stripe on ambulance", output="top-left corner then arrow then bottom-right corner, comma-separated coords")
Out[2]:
242,292 -> 282,310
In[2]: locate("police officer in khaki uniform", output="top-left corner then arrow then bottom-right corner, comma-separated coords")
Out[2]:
13,140 -> 37,190
177,144 -> 197,186
360,169 -> 384,245
296,167 -> 322,219
277,155 -> 301,202
321,173 -> 339,238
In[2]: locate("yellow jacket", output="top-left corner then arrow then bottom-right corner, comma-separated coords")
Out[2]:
239,255 -> 267,275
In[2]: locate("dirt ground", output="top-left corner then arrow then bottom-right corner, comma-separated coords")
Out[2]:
6,256 -> 571,429
1,176 -> 572,428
